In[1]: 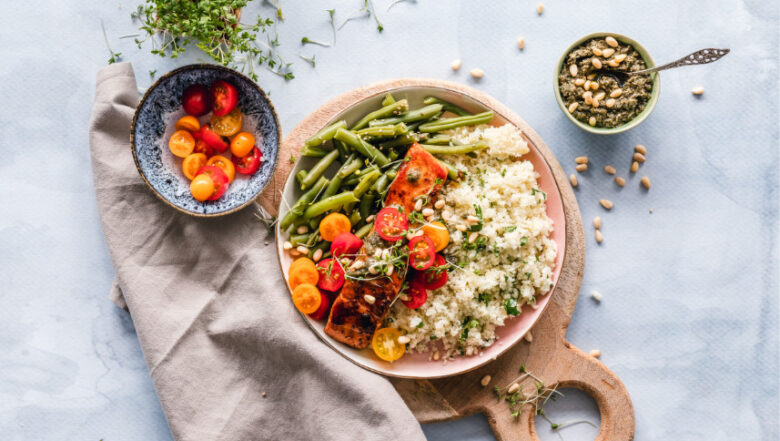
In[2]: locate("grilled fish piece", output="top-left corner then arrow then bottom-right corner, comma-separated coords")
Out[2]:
325,144 -> 449,349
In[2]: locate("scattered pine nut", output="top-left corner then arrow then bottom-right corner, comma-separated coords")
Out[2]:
312,248 -> 323,262
507,383 -> 521,394
569,174 -> 578,187
600,199 -> 614,210
296,245 -> 309,255
524,331 -> 533,342
614,54 -> 627,63
692,86 -> 705,96
574,78 -> 586,86
604,165 -> 616,175
414,199 -> 423,211
607,59 -> 620,68
615,176 -> 626,187
649,208 -> 654,214
397,335 -> 411,344
289,249 -> 301,257
641,176 -> 651,190
262,391 -> 267,397
283,241 -> 293,250
594,91 -> 606,101
590,290 -> 603,302
605,98 -> 616,108
450,59 -> 462,71
296,225 -> 309,234
610,88 -> 623,98
568,102 -> 579,113
481,375 -> 492,387
536,3 -> 544,14
592,57 -> 602,69
602,48 -> 615,58
592,48 -> 603,57
633,152 -> 646,163
422,207 -> 434,217
569,64 -> 578,77
593,216 -> 601,229
364,294 -> 376,304
634,144 -> 647,155
576,163 -> 588,172
470,68 -> 484,79
433,350 -> 440,360
605,36 -> 618,47
575,156 -> 589,164
365,214 -> 375,223
455,224 -> 467,232
588,116 -> 597,126
468,232 -> 479,243
517,37 -> 525,50
434,199 -> 445,209
466,215 -> 480,224
630,161 -> 639,173
595,230 -> 604,243
589,349 -> 602,358
590,81 -> 600,91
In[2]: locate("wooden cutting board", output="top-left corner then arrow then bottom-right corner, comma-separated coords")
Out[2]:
258,78 -> 635,441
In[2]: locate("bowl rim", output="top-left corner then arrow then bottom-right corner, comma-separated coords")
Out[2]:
553,32 -> 660,135
129,63 -> 282,218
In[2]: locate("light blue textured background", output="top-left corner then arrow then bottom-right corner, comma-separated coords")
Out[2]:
1,1 -> 778,440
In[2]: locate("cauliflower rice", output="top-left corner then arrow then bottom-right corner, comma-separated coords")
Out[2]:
387,124 -> 557,359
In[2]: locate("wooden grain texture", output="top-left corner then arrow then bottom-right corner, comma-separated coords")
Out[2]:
260,78 -> 635,441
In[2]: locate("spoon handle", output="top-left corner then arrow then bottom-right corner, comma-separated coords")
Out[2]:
635,48 -> 730,74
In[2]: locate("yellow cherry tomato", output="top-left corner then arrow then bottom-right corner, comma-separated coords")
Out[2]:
319,213 -> 352,242
169,130 -> 195,158
210,108 -> 243,137
291,283 -> 322,314
206,155 -> 236,183
230,131 -> 255,158
174,115 -> 201,132
372,328 -> 406,362
422,221 -> 450,252
190,173 -> 215,201
182,153 -> 208,180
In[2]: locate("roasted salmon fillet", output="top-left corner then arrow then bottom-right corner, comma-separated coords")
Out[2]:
324,144 -> 449,349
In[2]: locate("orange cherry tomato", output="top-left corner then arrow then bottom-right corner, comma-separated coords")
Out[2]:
372,328 -> 406,362
291,283 -> 322,314
195,165 -> 230,201
289,262 -> 320,289
319,213 -> 352,242
210,108 -> 243,137
182,153 -> 208,180
174,115 -> 201,132
206,155 -> 236,183
190,173 -> 215,202
169,130 -> 195,158
290,257 -> 316,274
230,132 -> 256,158
422,221 -> 450,252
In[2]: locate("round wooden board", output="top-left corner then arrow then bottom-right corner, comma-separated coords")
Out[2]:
257,78 -> 635,441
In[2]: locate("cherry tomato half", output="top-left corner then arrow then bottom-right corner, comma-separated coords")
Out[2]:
195,165 -> 229,201
182,153 -> 208,180
372,327 -> 406,362
190,173 -> 215,202
210,80 -> 238,117
401,282 -> 428,310
316,258 -> 346,292
308,289 -> 332,321
206,155 -> 236,183
375,207 -> 408,242
198,124 -> 230,153
413,254 -> 448,290
182,84 -> 211,116
230,132 -> 255,158
210,108 -> 242,137
408,235 -> 436,270
231,145 -> 262,175
168,130 -> 195,158
192,139 -> 215,158
330,232 -> 363,258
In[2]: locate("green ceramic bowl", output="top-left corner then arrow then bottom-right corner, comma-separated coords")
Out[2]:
553,32 -> 660,135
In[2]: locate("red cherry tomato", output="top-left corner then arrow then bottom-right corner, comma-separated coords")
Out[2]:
413,254 -> 449,290
316,258 -> 346,292
195,165 -> 229,200
210,80 -> 238,117
375,207 -> 408,242
192,139 -> 215,158
182,84 -> 211,116
308,289 -> 332,321
231,145 -> 263,175
331,232 -> 363,258
408,235 -> 436,271
198,124 -> 230,153
401,282 -> 428,309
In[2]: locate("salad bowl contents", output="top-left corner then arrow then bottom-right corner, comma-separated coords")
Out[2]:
277,86 -> 566,378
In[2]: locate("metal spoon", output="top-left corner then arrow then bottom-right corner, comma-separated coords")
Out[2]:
595,48 -> 730,86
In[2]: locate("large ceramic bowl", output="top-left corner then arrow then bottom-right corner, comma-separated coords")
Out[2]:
131,64 -> 280,217
553,32 -> 660,135
275,85 -> 567,378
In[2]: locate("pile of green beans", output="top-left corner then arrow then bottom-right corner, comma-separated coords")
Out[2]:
282,95 -> 497,249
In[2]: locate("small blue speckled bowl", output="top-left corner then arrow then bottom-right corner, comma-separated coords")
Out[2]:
131,64 -> 280,217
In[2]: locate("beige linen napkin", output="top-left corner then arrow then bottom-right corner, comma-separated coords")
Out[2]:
89,62 -> 425,441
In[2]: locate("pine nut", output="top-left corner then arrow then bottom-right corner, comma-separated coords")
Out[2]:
576,163 -> 588,172
591,99 -> 600,108
481,375 -> 492,387
574,78 -> 586,86
592,57 -> 602,69
312,249 -> 323,262
641,176 -> 651,189
604,165 -> 616,175
524,331 -> 533,342
590,290 -> 603,302
433,350 -> 440,360
569,64 -> 578,76
536,3 -> 544,14
397,335 -> 410,344
414,199 -> 423,211
442,210 -> 452,221
600,199 -> 614,210
297,225 -> 309,234
568,102 -> 579,113
590,81 -> 600,91
575,156 -> 589,164
587,73 -> 596,80
296,246 -> 310,255
470,68 -> 484,79
507,383 -> 521,394
451,59 -> 462,71
610,88 -> 623,98
386,264 -> 394,276
434,199 -> 445,209
615,176 -> 626,187
631,161 -> 639,173
634,144 -> 647,155
283,241 -> 293,250
588,116 -> 597,126
289,249 -> 301,257
605,36 -> 618,47
365,215 -> 375,223
467,215 -> 480,224
607,59 -> 620,67
368,265 -> 379,274
595,230 -> 604,243
594,91 -> 606,101
468,232 -> 479,243
593,48 -> 603,57
517,37 -> 525,50
364,294 -> 376,304
593,216 -> 601,229
692,86 -> 705,95
583,80 -> 592,91
606,98 -> 616,108
350,259 -> 365,271
590,349 -> 602,358
633,152 -> 646,163
614,53 -> 627,63
422,208 -> 434,217
569,174 -> 578,187
456,224 -> 467,232
602,48 -> 615,58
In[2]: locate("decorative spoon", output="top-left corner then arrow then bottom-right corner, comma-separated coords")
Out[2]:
596,48 -> 730,85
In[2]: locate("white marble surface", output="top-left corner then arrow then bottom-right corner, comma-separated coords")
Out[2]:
1,1 -> 778,440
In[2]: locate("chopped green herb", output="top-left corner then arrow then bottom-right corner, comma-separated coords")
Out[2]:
504,298 -> 521,315
505,225 -> 517,233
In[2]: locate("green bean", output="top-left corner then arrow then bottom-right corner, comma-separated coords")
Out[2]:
377,132 -> 427,149
343,174 -> 361,187
300,145 -> 329,157
356,164 -> 380,178
305,231 -> 320,247
418,111 -> 494,133
388,150 -> 399,161
354,123 -> 408,139
335,139 -> 349,161
381,93 -> 396,106
369,104 -> 443,127
304,120 -> 347,147
303,191 -> 359,219
420,141 -> 488,155
290,233 -> 312,246
334,128 -> 390,167
359,193 -> 376,220
351,99 -> 409,130
279,176 -> 329,229
295,170 -> 307,186
423,97 -> 471,116
313,239 -> 330,255
344,170 -> 380,213
372,174 -> 391,194
337,155 -> 362,178
425,135 -> 455,145
301,149 -> 339,190
355,222 -> 374,238
437,159 -> 460,180
348,210 -> 362,225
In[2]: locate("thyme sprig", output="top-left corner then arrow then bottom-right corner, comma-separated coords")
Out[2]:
101,20 -> 122,64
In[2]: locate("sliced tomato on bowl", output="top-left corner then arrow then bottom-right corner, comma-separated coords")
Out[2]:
181,84 -> 211,116
331,232 -> 363,258
375,207 -> 408,242
206,155 -> 236,183
401,282 -> 428,309
192,139 -> 215,158
195,165 -> 229,201
199,124 -> 230,153
210,80 -> 238,117
316,258 -> 346,292
408,235 -> 436,271
210,108 -> 242,137
231,145 -> 263,175
413,254 -> 448,290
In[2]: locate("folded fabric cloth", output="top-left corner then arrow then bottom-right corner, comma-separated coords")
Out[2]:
89,62 -> 425,441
